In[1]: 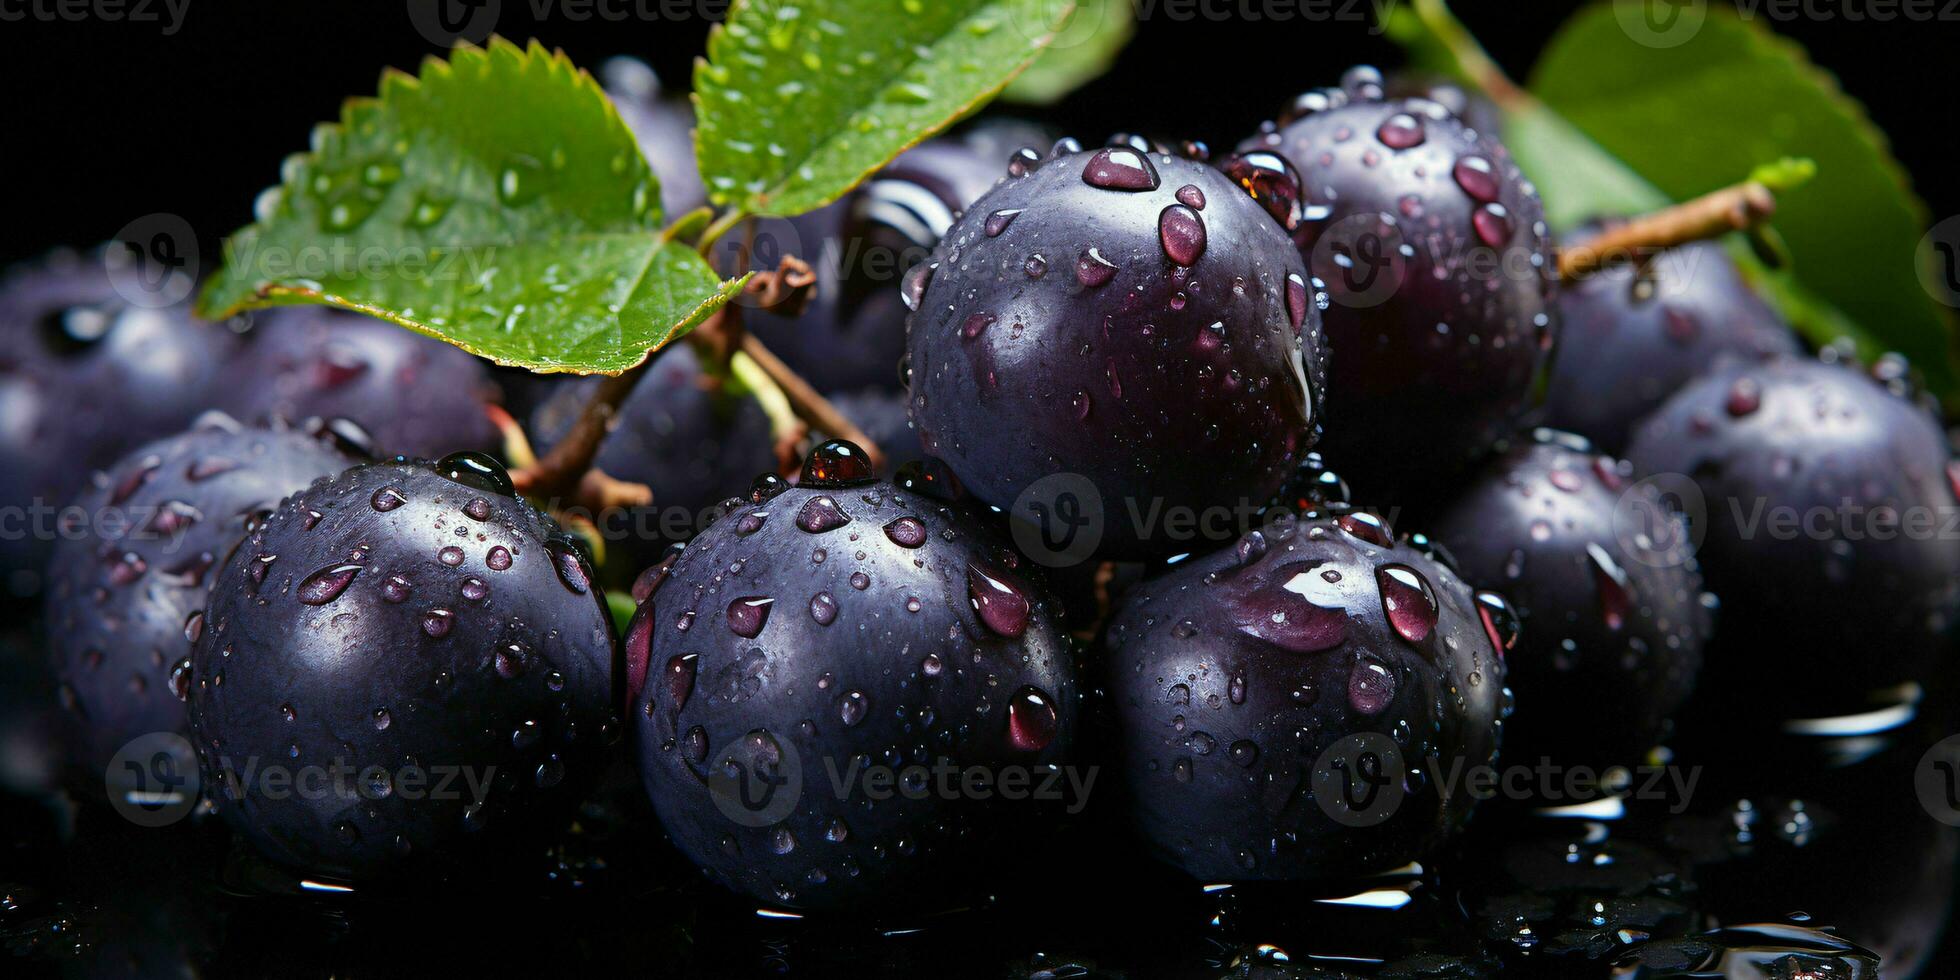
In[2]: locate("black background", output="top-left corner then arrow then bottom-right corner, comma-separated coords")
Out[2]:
0,1 -> 1954,267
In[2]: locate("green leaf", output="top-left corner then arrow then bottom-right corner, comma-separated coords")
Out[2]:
694,0 -> 1074,218
1003,0 -> 1133,104
1529,5 -> 1957,398
199,38 -> 737,375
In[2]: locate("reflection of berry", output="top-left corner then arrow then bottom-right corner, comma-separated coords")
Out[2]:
0,250 -> 240,597
1626,356 -> 1960,713
1430,431 -> 1711,768
631,443 -> 1076,909
189,455 -> 615,881
1542,233 -> 1798,453
1240,66 -> 1555,501
46,416 -> 355,791
907,140 -> 1326,558
221,308 -> 500,459
1106,509 -> 1508,881
749,132 -> 1015,395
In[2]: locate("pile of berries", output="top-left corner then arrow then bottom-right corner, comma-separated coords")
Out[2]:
10,64 -> 1956,968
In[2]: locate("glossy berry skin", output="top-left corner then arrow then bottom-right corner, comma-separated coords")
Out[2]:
1106,510 -> 1507,882
1625,357 -> 1960,712
630,457 -> 1077,910
529,344 -> 776,568
1430,432 -> 1711,768
0,250 -> 239,597
906,143 -> 1326,559
1541,234 -> 1798,453
748,135 -> 1010,396
221,307 -> 500,460
45,416 -> 355,791
188,458 -> 616,881
1240,67 -> 1555,500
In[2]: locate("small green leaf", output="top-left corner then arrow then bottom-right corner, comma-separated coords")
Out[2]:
200,38 -> 734,375
1530,6 -> 1957,398
617,245 -> 752,360
1003,0 -> 1133,104
694,0 -> 1075,218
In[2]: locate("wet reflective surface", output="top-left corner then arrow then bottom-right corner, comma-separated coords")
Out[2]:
2,635 -> 1957,977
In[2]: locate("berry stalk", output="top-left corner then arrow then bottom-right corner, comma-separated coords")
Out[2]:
1556,177 -> 1780,281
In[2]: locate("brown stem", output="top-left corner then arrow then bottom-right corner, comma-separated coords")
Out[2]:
1557,179 -> 1778,281
739,332 -> 884,472
509,366 -> 644,499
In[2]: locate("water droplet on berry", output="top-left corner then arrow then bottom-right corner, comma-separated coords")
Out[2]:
795,495 -> 852,533
800,440 -> 875,488
1081,147 -> 1160,191
1376,563 -> 1439,645
1006,686 -> 1058,751
967,563 -> 1031,638
727,596 -> 774,638
1452,155 -> 1500,203
296,563 -> 361,605
1159,205 -> 1207,266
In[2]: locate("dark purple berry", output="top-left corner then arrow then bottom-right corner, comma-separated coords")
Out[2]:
188,458 -> 615,881
44,415 -> 354,792
1430,431 -> 1712,768
1105,512 -> 1507,881
1541,233 -> 1799,453
1625,356 -> 1960,714
221,307 -> 501,459
0,249 -> 240,596
749,129 -> 1028,395
906,143 -> 1327,558
632,451 -> 1076,910
1241,70 -> 1555,501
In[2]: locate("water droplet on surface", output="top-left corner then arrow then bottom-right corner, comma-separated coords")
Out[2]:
1337,512 -> 1394,547
438,546 -> 465,567
961,312 -> 995,339
1472,203 -> 1513,247
727,596 -> 774,638
1376,563 -> 1439,645
984,209 -> 1022,237
666,653 -> 697,709
1219,151 -> 1306,230
1348,657 -> 1397,714
883,517 -> 927,548
795,495 -> 852,533
1726,377 -> 1763,417
1476,590 -> 1520,656
1081,147 -> 1160,191
1376,112 -> 1426,149
800,440 -> 875,488
838,690 -> 869,727
810,591 -> 837,625
547,540 -> 592,594
1587,543 -> 1633,631
370,486 -> 407,512
486,546 -> 512,571
422,609 -> 454,638
1159,205 -> 1207,266
1006,686 -> 1058,751
967,563 -> 1031,637
296,564 -> 361,605
1076,248 -> 1118,288
1452,155 -> 1501,203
